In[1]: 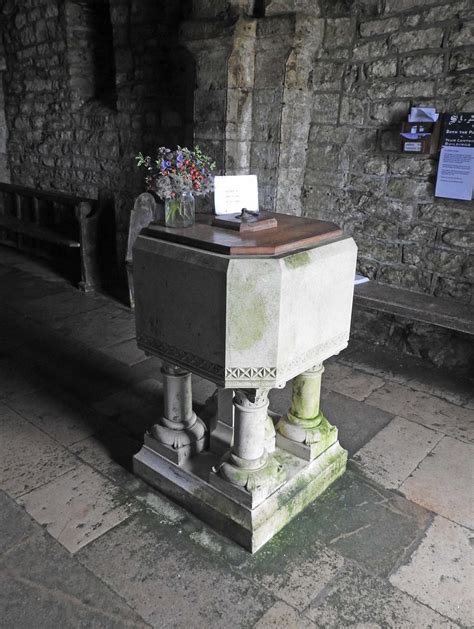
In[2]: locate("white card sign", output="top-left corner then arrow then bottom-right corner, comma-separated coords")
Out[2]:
435,146 -> 474,201
214,175 -> 259,215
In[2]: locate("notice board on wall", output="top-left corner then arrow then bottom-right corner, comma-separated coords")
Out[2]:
435,113 -> 474,201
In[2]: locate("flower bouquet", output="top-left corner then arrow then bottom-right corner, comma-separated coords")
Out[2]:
136,146 -> 216,227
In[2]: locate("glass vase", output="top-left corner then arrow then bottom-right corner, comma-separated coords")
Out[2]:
164,192 -> 195,228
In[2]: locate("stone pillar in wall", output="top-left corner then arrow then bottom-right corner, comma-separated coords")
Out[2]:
0,41 -> 10,182
275,14 -> 324,215
181,2 -> 324,214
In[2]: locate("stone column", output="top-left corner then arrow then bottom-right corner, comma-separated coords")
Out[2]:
276,364 -> 338,461
209,388 -> 235,455
146,363 -> 207,465
210,388 -> 285,507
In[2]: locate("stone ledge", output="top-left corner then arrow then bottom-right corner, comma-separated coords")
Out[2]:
354,282 -> 474,335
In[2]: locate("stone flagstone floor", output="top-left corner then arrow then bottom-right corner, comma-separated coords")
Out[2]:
0,246 -> 473,628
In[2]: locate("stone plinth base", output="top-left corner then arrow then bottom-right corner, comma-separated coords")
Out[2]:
133,441 -> 347,553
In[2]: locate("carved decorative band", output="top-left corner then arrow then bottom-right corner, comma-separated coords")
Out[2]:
225,367 -> 277,380
137,334 -> 225,378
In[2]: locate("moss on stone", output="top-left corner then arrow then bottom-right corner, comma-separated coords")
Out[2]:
229,289 -> 267,350
284,251 -> 311,269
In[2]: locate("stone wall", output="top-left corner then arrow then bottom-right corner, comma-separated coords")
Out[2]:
0,36 -> 9,182
303,0 -> 473,305
1,0 -> 193,263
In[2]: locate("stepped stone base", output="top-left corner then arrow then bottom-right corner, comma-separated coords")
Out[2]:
133,440 -> 347,553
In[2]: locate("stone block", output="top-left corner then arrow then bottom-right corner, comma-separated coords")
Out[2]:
441,228 -> 473,248
307,563 -> 456,627
360,16 -> 400,37
387,178 -> 433,201
366,381 -> 474,442
390,516 -> 474,626
449,48 -> 474,72
194,89 -> 226,122
353,416 -> 443,489
255,602 -> 316,628
389,155 -> 434,176
77,510 -> 275,626
301,468 -> 431,576
424,1 -> 468,22
401,436 -> 474,528
7,388 -> 104,447
134,440 -> 347,552
324,18 -> 355,48
433,276 -> 472,303
320,361 -> 385,402
448,21 -> 474,47
356,237 -> 401,263
390,26 -> 444,51
18,464 -> 138,553
377,264 -> 433,292
385,0 -> 445,14
339,96 -> 366,125
313,60 -> 345,91
400,53 -> 444,77
393,78 -> 436,98
365,57 -> 397,78
0,402 -> 79,499
311,92 -> 339,123
352,38 -> 389,60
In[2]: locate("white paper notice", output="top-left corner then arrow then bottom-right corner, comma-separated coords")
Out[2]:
435,146 -> 474,201
214,175 -> 259,215
408,107 -> 439,123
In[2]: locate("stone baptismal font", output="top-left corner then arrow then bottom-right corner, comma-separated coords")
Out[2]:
132,211 -> 356,551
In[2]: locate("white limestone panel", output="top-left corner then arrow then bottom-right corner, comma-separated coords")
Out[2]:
277,237 -> 357,382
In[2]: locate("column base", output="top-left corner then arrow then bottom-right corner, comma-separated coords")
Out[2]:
133,439 -> 347,553
276,414 -> 338,461
209,452 -> 286,508
145,416 -> 207,466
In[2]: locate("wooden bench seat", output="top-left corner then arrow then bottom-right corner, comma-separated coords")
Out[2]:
0,182 -> 100,292
0,213 -> 81,248
354,281 -> 474,335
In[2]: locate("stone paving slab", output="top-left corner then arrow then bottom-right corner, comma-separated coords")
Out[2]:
70,429 -> 142,488
241,533 -> 345,612
92,388 -> 157,438
0,491 -> 148,629
0,490 -> 38,553
269,387 -> 394,456
10,259 -> 75,283
0,270 -> 67,306
340,340 -> 474,408
298,469 -> 432,577
7,387 -> 105,447
352,416 -> 444,489
400,436 -> 474,528
322,360 -> 385,401
390,515 -> 474,626
99,338 -> 148,366
306,563 -> 457,628
18,464 -> 139,553
51,304 -> 136,350
0,402 -> 79,498
0,306 -> 32,353
254,601 -> 316,628
12,329 -> 126,404
0,355 -> 46,400
18,288 -> 108,323
365,381 -> 474,443
77,511 -> 275,628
